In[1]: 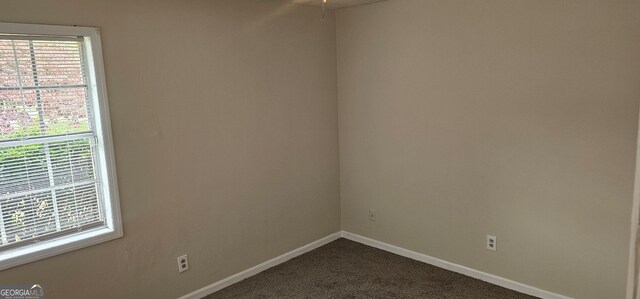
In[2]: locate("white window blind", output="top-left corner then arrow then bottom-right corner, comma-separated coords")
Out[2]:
0,36 -> 105,248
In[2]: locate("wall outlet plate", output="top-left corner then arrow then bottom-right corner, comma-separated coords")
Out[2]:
369,209 -> 376,222
487,235 -> 497,251
178,254 -> 189,273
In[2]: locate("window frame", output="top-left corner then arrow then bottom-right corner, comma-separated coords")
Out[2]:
0,22 -> 122,270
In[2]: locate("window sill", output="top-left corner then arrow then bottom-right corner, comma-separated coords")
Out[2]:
0,226 -> 122,271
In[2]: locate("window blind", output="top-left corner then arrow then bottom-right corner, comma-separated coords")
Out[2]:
0,36 -> 104,248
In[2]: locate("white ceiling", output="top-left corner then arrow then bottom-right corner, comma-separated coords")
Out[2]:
292,0 -> 387,9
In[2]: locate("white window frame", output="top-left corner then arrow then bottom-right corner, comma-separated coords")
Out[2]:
0,22 -> 122,270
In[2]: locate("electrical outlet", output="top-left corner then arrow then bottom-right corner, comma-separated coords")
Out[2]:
487,235 -> 497,251
177,254 -> 189,273
369,209 -> 376,222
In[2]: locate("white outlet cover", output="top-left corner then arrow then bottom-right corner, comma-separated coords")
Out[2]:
486,235 -> 497,251
178,254 -> 189,273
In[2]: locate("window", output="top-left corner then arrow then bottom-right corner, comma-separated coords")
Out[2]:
0,23 -> 121,269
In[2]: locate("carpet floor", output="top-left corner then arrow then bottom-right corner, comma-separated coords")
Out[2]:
207,238 -> 537,298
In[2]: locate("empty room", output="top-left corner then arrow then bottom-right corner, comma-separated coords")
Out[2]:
0,0 -> 639,298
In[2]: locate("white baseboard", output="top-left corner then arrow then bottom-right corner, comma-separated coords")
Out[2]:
179,232 -> 342,299
180,230 -> 571,299
341,231 -> 572,299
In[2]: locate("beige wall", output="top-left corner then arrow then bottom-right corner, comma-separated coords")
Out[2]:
337,0 -> 640,298
0,0 -> 340,298
1,0 -> 639,298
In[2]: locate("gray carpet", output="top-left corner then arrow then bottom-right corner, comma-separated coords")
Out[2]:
207,238 -> 537,298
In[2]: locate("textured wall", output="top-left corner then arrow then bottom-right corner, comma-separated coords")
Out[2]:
336,1 -> 640,298
0,0 -> 340,298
